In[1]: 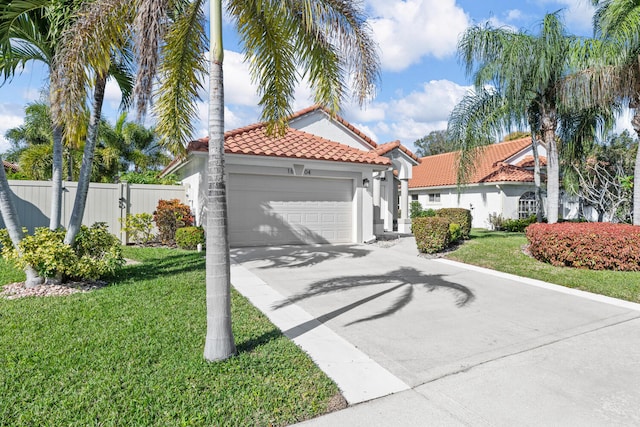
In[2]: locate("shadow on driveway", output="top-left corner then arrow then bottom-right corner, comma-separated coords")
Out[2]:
273,267 -> 475,338
231,244 -> 371,269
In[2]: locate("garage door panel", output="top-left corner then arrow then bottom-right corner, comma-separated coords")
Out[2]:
228,174 -> 353,247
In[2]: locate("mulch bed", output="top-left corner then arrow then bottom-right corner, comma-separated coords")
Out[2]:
0,280 -> 107,300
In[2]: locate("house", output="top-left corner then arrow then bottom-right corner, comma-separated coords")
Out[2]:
161,106 -> 420,247
409,137 -> 551,228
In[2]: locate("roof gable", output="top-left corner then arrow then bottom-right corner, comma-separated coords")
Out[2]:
287,105 -> 379,151
185,124 -> 391,166
410,137 -> 535,188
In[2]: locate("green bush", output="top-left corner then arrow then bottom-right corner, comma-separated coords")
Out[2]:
120,213 -> 155,244
410,201 -> 436,219
502,215 -> 536,232
436,208 -> 472,239
175,226 -> 205,250
0,223 -> 124,281
413,217 -> 451,254
153,199 -> 194,245
449,223 -> 462,242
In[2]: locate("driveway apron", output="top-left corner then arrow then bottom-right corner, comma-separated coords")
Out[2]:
230,238 -> 640,425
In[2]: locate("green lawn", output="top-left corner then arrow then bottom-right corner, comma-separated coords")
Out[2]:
0,247 -> 340,426
446,229 -> 640,303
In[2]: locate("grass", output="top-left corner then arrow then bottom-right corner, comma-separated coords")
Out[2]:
0,247 -> 340,426
446,229 -> 640,303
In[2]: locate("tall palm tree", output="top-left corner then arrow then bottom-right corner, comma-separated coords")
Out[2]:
451,13 -> 609,224
55,0 -> 379,361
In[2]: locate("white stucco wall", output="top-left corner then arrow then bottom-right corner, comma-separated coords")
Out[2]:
411,183 -> 539,228
289,110 -> 375,151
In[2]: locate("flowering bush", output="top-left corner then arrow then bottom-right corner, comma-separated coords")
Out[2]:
153,199 -> 194,245
526,222 -> 640,271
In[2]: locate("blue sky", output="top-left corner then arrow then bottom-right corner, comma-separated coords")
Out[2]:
1,0 -> 628,155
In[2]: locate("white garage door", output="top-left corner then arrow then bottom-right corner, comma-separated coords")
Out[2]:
228,174 -> 353,246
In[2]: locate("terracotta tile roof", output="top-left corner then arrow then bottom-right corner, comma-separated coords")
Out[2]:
185,124 -> 391,166
480,163 -> 534,183
516,155 -> 547,168
373,140 -> 422,164
288,104 -> 379,149
410,137 -> 533,188
3,161 -> 19,173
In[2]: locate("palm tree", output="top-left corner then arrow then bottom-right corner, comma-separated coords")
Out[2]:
580,0 -> 640,225
55,0 -> 379,361
451,13 -> 611,224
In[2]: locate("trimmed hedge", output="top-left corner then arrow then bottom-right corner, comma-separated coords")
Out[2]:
436,208 -> 472,239
526,222 -> 640,271
413,217 -> 451,254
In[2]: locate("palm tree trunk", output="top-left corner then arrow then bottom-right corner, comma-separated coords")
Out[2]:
64,73 -> 107,246
530,134 -> 544,222
542,111 -> 559,224
203,0 -> 236,362
631,109 -> 640,225
0,158 -> 43,288
50,123 -> 64,230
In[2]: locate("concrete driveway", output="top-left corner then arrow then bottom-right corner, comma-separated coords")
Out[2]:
230,237 -> 640,426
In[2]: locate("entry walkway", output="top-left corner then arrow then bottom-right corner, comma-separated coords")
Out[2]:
230,238 -> 640,426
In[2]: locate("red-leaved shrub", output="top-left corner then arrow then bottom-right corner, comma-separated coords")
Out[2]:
525,222 -> 640,271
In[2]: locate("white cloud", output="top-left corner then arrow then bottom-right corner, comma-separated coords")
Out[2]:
366,0 -> 469,71
222,50 -> 260,106
104,78 -> 123,110
506,9 -> 524,21
389,79 -> 471,123
536,0 -> 595,32
0,104 -> 24,154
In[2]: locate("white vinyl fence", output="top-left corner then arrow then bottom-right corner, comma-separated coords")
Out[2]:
1,180 -> 188,243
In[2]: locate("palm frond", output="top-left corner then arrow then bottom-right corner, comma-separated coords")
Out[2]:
153,0 -> 206,156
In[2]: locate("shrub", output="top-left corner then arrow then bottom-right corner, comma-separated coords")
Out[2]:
526,222 -> 640,271
503,215 -> 537,232
436,208 -> 472,239
0,223 -> 124,281
449,223 -> 462,242
120,213 -> 155,244
488,212 -> 505,231
175,226 -> 205,250
410,201 -> 437,219
413,217 -> 451,254
153,199 -> 194,245
72,223 -> 125,279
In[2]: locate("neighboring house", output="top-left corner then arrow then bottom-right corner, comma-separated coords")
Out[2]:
162,106 -> 420,247
409,137 -> 554,228
3,161 -> 20,174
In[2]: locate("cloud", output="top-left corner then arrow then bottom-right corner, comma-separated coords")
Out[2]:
389,79 -> 471,123
222,50 -> 260,106
343,79 -> 471,150
536,0 -> 595,32
0,103 -> 24,154
367,0 -> 469,71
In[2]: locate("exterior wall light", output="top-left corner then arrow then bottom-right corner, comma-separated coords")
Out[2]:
363,178 -> 370,188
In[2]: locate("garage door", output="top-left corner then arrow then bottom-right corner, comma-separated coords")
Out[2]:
228,174 -> 353,246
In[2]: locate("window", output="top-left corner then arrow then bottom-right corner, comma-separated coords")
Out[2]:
411,194 -> 418,201
428,193 -> 441,203
518,192 -> 538,219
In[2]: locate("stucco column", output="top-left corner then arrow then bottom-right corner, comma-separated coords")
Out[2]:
372,173 -> 384,234
398,178 -> 411,233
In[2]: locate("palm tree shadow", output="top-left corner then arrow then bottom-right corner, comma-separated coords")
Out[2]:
275,267 -> 475,339
231,244 -> 370,269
